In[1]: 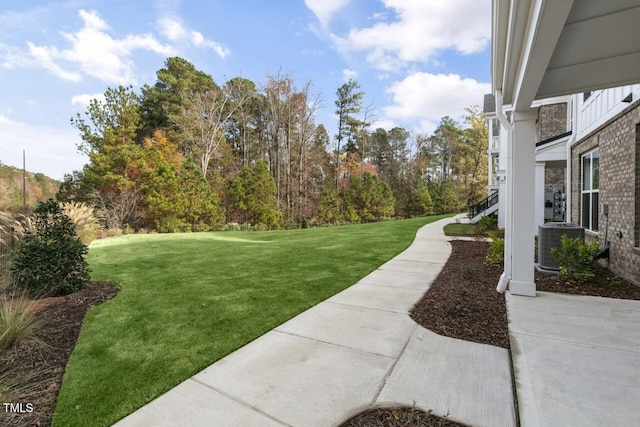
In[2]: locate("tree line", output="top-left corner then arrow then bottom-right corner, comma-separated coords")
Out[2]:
57,57 -> 488,231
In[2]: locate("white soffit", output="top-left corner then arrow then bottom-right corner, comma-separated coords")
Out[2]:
537,0 -> 640,99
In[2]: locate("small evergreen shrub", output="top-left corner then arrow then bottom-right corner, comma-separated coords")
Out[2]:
486,232 -> 504,264
476,215 -> 497,233
551,235 -> 600,281
10,199 -> 90,297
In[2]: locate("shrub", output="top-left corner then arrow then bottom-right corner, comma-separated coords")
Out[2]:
10,199 -> 90,297
551,235 -> 600,281
486,232 -> 504,264
476,215 -> 497,233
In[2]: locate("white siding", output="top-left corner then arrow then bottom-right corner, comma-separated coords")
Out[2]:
576,84 -> 640,140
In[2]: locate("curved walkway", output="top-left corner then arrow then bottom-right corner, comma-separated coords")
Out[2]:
114,217 -> 516,427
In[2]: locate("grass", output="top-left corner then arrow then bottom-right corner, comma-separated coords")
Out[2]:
443,220 -> 503,238
443,223 -> 479,235
0,295 -> 41,352
0,294 -> 43,427
0,366 -> 41,426
53,215 -> 450,426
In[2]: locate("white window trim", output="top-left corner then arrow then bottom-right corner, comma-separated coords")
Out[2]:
581,149 -> 599,232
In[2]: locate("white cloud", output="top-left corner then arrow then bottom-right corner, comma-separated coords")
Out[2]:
331,0 -> 490,71
0,113 -> 19,126
383,72 -> 490,133
157,17 -> 187,41
71,93 -> 105,107
157,17 -> 230,58
55,9 -> 176,84
0,42 -> 35,69
0,115 -> 88,179
342,68 -> 358,81
372,117 -> 396,130
5,9 -> 177,85
27,42 -> 82,82
305,0 -> 350,28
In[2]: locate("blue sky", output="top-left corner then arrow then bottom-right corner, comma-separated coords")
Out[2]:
0,0 -> 491,179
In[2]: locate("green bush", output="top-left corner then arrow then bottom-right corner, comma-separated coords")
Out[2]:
476,215 -> 497,233
10,200 -> 90,297
551,235 -> 600,281
486,232 -> 504,264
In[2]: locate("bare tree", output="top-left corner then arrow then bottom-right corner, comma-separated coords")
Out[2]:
175,79 -> 253,178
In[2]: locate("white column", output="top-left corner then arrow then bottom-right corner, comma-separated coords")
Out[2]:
496,116 -> 513,293
535,162 -> 546,232
488,153 -> 494,186
498,178 -> 506,229
509,110 -> 537,297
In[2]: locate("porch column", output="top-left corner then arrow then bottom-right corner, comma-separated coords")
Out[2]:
509,110 -> 537,296
535,162 -> 546,231
498,177 -> 506,229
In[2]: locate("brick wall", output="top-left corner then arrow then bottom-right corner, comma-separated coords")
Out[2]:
538,103 -> 568,141
544,167 -> 565,193
636,125 -> 640,248
570,101 -> 640,285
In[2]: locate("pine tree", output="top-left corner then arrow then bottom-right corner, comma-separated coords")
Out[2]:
313,180 -> 343,225
228,161 -> 280,229
406,180 -> 434,217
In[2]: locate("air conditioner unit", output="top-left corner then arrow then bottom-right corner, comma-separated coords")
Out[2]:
538,223 -> 585,271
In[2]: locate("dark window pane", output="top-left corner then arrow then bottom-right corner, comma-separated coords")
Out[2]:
582,156 -> 591,190
582,193 -> 590,228
592,192 -> 599,231
592,150 -> 599,189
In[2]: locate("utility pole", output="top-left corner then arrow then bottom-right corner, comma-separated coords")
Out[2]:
22,150 -> 26,210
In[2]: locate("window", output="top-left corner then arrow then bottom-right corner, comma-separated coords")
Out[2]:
581,149 -> 599,231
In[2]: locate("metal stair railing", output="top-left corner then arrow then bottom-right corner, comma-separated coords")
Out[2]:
468,192 -> 499,218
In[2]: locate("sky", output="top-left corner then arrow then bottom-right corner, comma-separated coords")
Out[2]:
0,0 -> 491,180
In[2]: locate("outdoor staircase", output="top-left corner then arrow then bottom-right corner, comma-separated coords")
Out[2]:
468,192 -> 498,224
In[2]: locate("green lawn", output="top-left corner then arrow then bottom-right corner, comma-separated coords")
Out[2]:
443,222 -> 480,235
53,215 -> 450,426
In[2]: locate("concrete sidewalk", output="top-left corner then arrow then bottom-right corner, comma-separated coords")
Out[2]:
114,217 -> 516,427
507,291 -> 640,427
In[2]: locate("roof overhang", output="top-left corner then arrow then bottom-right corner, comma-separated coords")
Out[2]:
493,0 -> 640,111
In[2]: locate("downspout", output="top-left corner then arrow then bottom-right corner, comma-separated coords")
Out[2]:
495,90 -> 513,294
565,96 -> 576,221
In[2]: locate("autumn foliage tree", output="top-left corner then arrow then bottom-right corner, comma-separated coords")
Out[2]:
71,86 -> 150,228
59,57 -> 487,231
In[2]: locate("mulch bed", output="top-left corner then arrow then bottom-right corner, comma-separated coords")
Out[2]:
341,407 -> 468,427
411,240 -> 508,348
536,266 -> 640,299
1,282 -> 117,427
